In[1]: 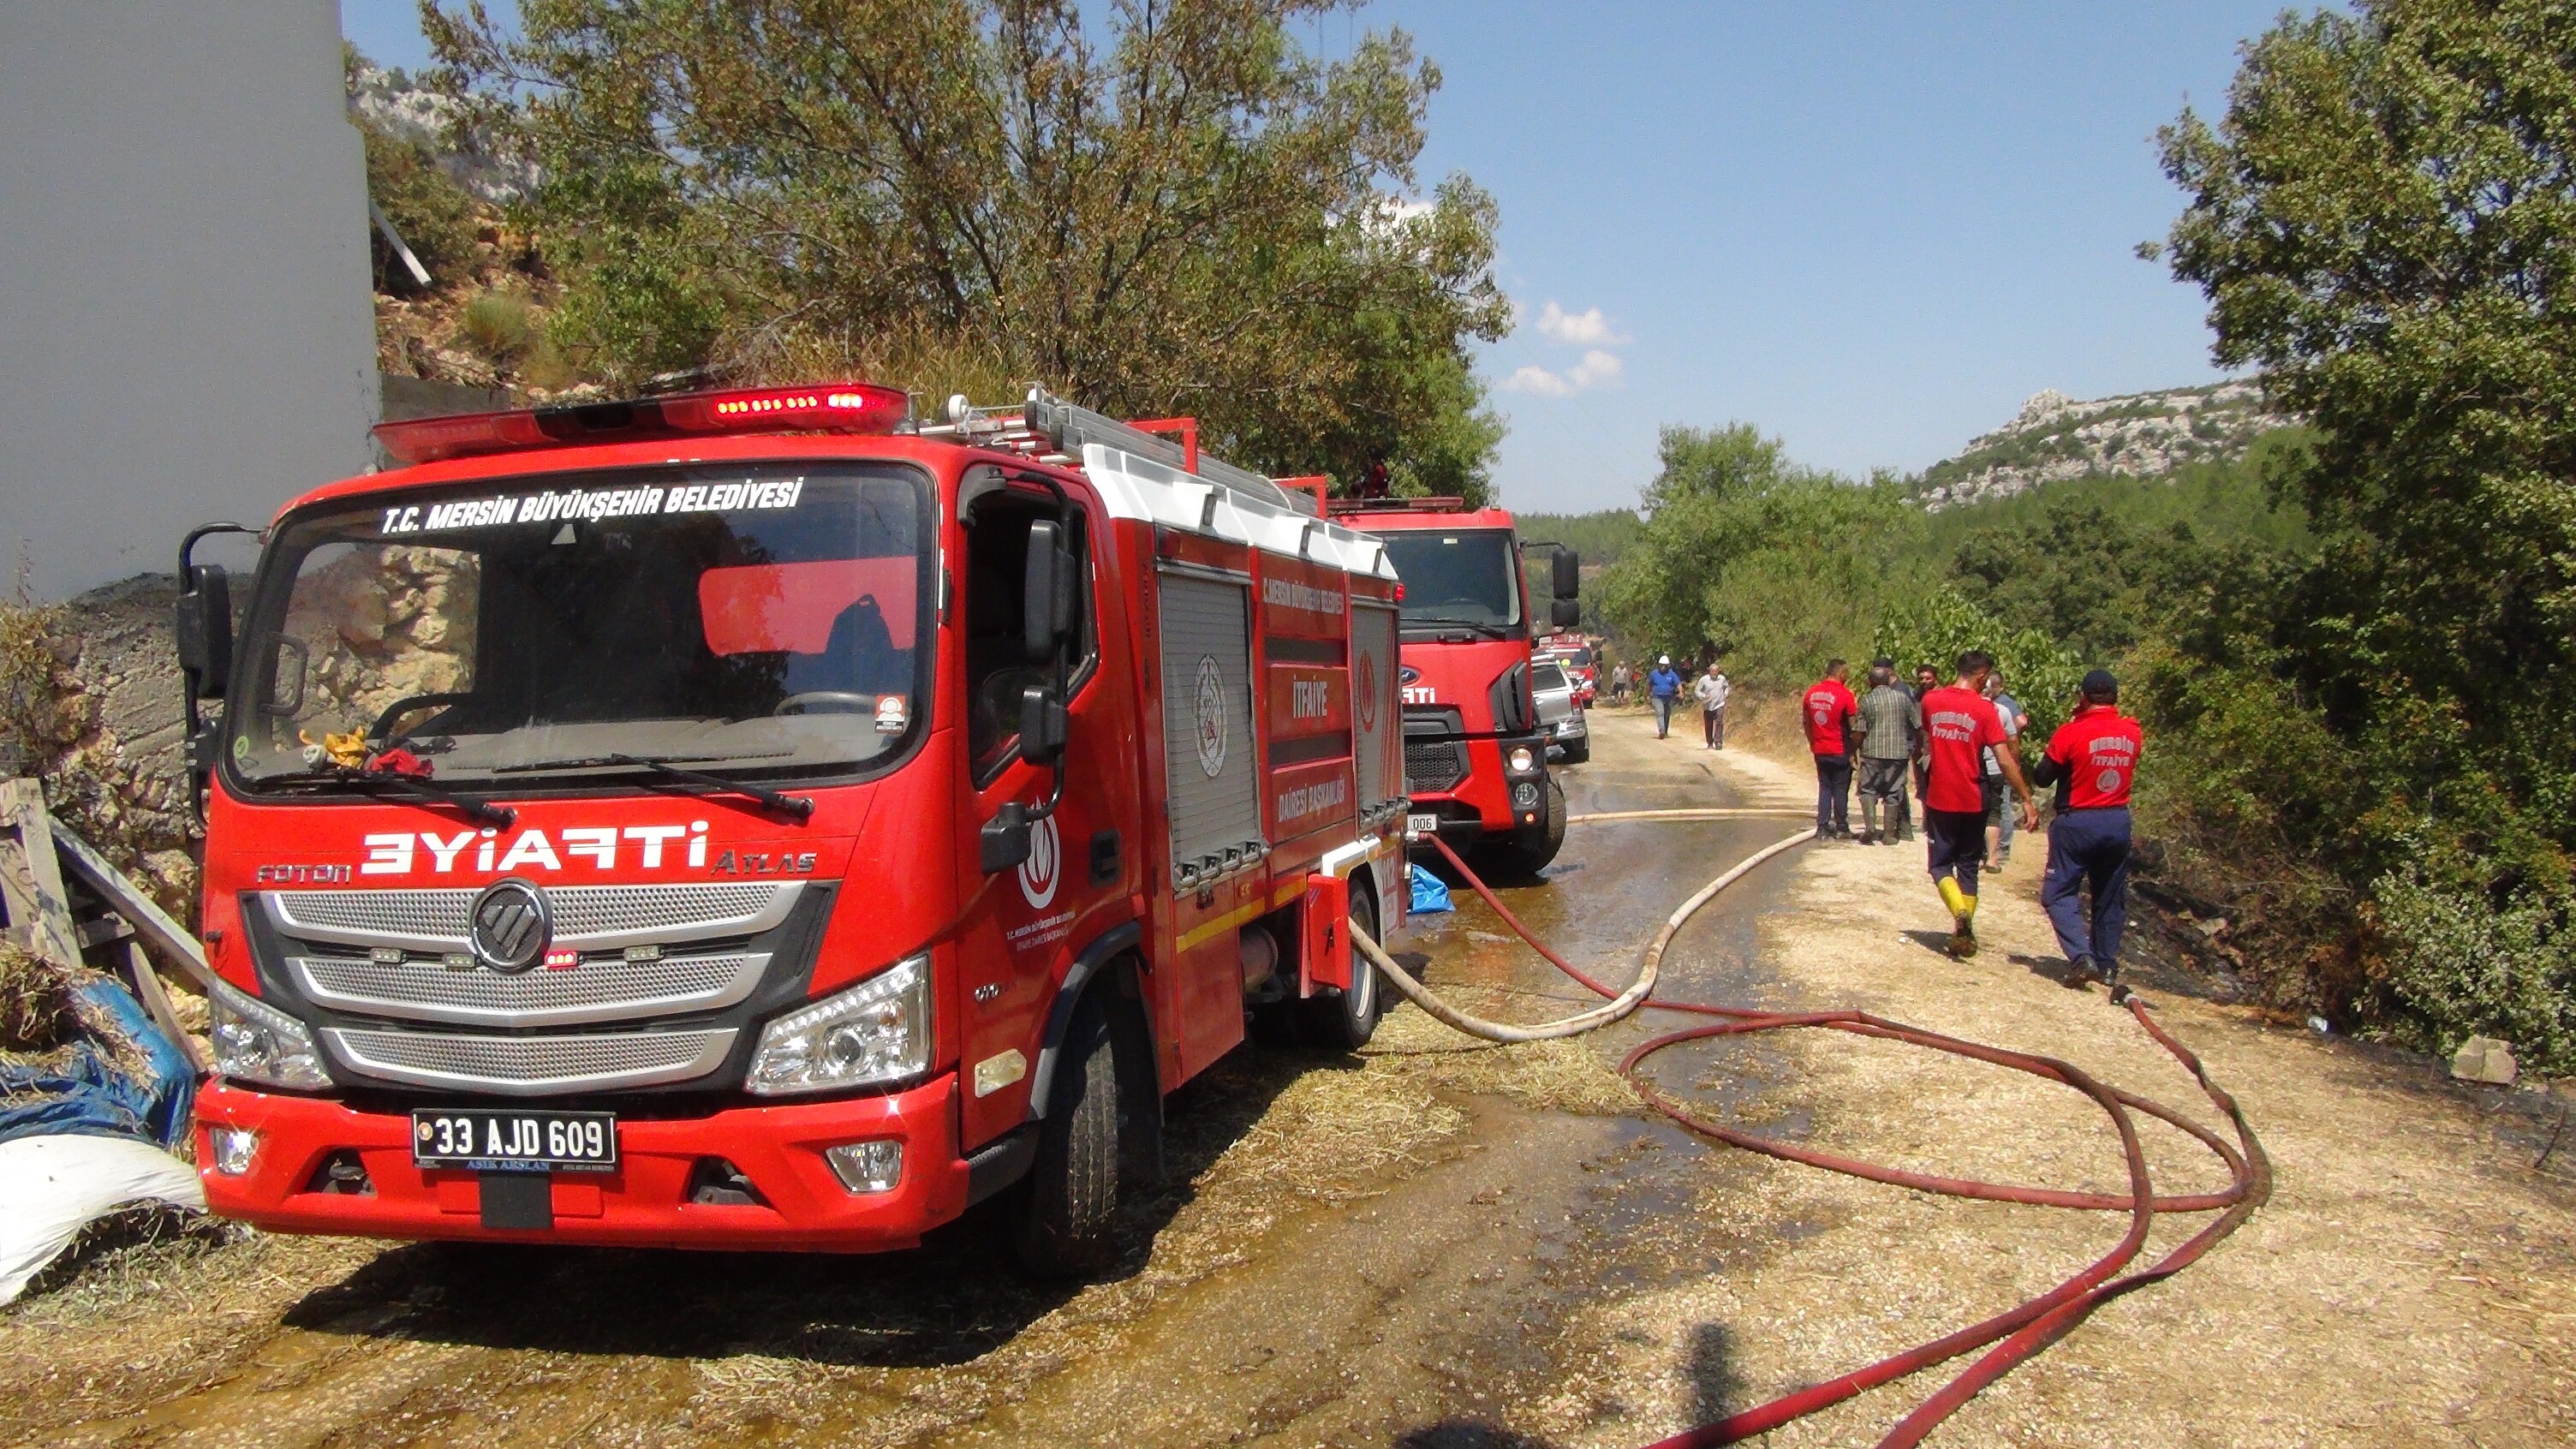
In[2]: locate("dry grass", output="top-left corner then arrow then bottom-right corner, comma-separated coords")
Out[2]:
1541,720 -> 2576,1447
1366,993 -> 1643,1116
0,942 -> 81,1056
1211,1064 -> 1468,1202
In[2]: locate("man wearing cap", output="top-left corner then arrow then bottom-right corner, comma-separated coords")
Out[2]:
1921,650 -> 2038,957
1647,655 -> 1682,738
2031,669 -> 2144,998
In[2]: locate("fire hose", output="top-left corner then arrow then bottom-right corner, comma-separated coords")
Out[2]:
1348,819 -> 2270,1449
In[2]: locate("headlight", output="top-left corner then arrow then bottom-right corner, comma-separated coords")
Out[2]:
746,955 -> 933,1096
207,975 -> 331,1089
1508,746 -> 1537,773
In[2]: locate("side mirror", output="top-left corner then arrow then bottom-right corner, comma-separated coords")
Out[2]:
175,564 -> 234,704
1022,518 -> 1076,663
1019,682 -> 1068,766
981,801 -> 1033,874
1552,547 -> 1580,600
1551,597 -> 1582,629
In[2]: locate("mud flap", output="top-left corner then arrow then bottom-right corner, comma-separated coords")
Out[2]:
480,1172 -> 553,1231
1301,872 -> 1351,993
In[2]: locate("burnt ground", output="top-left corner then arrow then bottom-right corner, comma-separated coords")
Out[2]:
4,713 -> 2571,1447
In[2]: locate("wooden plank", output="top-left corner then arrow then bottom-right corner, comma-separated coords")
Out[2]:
0,778 -> 83,969
122,938 -> 209,1074
75,915 -> 136,949
47,818 -> 217,993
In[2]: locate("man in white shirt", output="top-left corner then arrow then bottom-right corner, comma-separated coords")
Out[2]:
1693,665 -> 1730,749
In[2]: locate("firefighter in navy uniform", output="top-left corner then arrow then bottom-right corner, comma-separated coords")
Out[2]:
2030,668 -> 2144,999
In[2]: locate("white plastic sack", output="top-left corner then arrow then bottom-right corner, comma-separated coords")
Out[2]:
0,1133 -> 206,1304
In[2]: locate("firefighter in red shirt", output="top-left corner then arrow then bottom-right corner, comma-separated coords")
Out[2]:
1802,659 -> 1861,838
2030,668 -> 2144,999
1919,649 -> 2038,957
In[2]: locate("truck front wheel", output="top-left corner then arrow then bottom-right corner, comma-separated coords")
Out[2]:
1013,994 -> 1118,1277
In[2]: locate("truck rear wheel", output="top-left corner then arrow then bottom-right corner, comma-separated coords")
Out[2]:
1012,994 -> 1118,1277
1477,774 -> 1567,880
1559,733 -> 1590,765
1297,875 -> 1383,1051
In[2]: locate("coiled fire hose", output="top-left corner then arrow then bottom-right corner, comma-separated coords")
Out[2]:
1348,819 -> 2271,1449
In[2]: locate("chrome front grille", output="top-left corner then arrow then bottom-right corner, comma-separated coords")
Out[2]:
322,1025 -> 738,1095
266,881 -> 802,952
290,951 -> 766,1029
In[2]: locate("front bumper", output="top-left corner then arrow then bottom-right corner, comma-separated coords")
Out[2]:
1407,731 -> 1549,842
195,1073 -> 969,1251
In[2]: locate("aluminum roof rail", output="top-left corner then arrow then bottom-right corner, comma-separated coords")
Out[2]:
1019,387 -> 1318,517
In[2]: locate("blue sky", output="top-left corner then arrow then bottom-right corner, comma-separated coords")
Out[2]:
342,1 -> 2293,513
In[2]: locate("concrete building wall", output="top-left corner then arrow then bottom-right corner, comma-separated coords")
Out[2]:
0,1 -> 377,600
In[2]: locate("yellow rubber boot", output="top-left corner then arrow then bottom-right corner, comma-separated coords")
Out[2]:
1937,879 -> 1978,958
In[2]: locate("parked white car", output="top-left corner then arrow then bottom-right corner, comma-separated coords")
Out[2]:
1532,659 -> 1589,764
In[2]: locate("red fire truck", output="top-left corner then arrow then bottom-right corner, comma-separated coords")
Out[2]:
1323,500 -> 1579,876
170,384 -> 1408,1273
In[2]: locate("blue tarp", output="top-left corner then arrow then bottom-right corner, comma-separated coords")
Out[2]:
0,977 -> 196,1149
1409,863 -> 1453,914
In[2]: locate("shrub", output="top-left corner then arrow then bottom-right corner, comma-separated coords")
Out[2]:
2372,863 -> 2576,1076
1872,587 -> 2083,741
456,289 -> 535,365
360,120 -> 477,291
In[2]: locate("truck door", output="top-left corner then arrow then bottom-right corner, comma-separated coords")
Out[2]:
951,480 -> 1127,1153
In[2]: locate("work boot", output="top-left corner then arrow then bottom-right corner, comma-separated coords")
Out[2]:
1948,915 -> 1978,959
2069,954 -> 2094,987
2102,961 -> 2126,1002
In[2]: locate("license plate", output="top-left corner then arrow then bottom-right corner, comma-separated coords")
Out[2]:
412,1108 -> 617,1173
1407,812 -> 1440,838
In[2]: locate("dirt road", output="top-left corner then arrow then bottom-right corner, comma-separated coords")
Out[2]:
5,711 -> 2570,1446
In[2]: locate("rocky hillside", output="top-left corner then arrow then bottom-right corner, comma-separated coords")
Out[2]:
1914,380 -> 2293,510
347,62 -> 534,204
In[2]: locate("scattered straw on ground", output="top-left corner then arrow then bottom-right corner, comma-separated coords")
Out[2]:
1536,713 -> 2576,1448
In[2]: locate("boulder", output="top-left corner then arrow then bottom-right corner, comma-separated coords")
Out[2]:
2450,1035 -> 2519,1087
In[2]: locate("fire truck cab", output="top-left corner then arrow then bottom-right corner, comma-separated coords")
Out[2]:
172,384 -> 1408,1273
1327,499 -> 1580,876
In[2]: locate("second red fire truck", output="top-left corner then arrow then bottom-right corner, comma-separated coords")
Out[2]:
1326,498 -> 1580,876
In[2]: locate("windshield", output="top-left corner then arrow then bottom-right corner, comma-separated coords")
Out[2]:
1380,528 -> 1522,632
1532,662 -> 1569,691
227,462 -> 931,790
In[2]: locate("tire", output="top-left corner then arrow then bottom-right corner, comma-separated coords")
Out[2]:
1012,995 -> 1118,1277
1297,873 -> 1385,1051
1478,774 -> 1567,880
1559,735 -> 1590,765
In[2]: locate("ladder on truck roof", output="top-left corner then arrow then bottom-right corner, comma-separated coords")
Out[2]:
917,386 -> 1321,518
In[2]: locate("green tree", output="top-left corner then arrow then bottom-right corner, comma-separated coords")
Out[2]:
2153,0 -> 2576,1063
426,0 -> 1508,498
2156,0 -> 2576,886
1596,424 -> 1928,684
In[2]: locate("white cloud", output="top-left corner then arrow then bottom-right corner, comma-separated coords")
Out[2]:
1500,364 -> 1576,397
1532,301 -> 1628,348
1498,349 -> 1625,397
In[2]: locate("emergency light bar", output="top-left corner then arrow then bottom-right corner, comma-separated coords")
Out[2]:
372,382 -> 912,465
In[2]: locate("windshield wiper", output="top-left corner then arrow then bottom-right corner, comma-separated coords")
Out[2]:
1403,617 -> 1514,640
291,766 -> 516,827
495,753 -> 814,822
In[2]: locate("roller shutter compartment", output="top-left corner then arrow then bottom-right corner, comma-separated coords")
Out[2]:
1158,569 -> 1263,885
